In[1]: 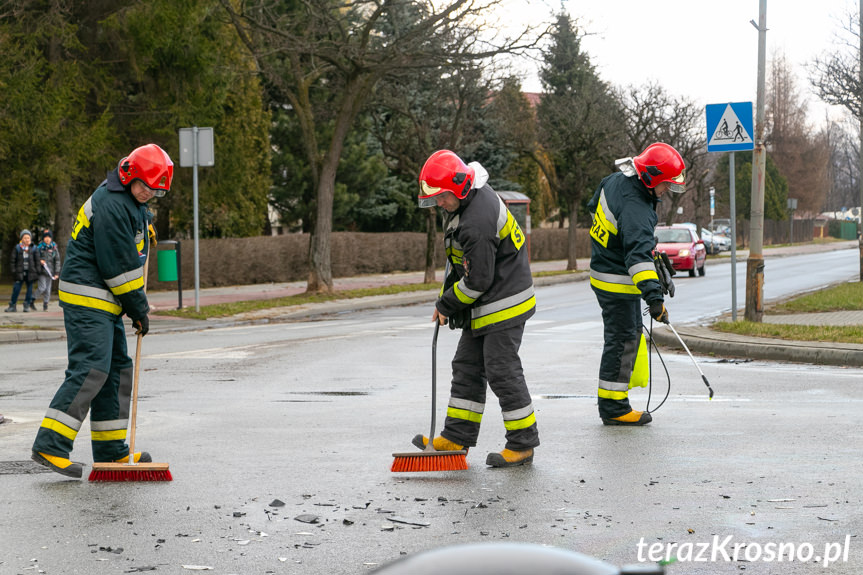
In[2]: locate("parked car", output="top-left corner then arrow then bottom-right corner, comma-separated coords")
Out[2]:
654,225 -> 707,277
701,228 -> 732,254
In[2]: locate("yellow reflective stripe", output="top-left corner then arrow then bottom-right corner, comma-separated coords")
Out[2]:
629,335 -> 649,389
589,276 -> 641,295
595,201 -> 617,235
40,418 -> 78,441
59,291 -> 123,315
499,211 -> 515,240
503,412 -> 536,431
632,269 -> 659,284
454,283 -> 477,304
597,389 -> 629,400
109,275 -> 144,296
91,429 -> 128,442
447,407 -> 483,423
471,295 -> 535,330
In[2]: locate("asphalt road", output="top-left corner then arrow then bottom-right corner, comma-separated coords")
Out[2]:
0,250 -> 861,574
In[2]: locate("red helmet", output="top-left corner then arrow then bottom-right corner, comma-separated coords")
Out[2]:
118,143 -> 174,197
417,150 -> 475,208
633,142 -> 686,193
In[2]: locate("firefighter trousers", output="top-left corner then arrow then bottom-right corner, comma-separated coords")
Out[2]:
32,306 -> 134,462
594,290 -> 649,419
441,322 -> 539,451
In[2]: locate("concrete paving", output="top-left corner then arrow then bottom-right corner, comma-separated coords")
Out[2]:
2,240 -> 861,366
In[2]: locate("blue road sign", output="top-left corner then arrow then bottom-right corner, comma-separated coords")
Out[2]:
706,102 -> 754,152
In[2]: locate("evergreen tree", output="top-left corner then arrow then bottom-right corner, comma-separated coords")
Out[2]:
536,12 -> 625,269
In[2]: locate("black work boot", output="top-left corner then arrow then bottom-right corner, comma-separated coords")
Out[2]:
4,304 -> 16,312
486,448 -> 534,468
31,451 -> 84,479
601,410 -> 653,426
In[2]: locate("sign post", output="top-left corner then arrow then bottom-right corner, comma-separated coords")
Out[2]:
706,102 -> 754,321
179,127 -> 215,312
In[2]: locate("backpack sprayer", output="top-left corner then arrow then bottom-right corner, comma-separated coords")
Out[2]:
644,248 -> 714,412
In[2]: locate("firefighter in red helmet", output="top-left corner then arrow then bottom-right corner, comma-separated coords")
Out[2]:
32,144 -> 173,478
587,142 -> 686,426
412,150 -> 539,467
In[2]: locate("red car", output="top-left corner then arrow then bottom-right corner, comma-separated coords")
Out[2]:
654,225 -> 707,277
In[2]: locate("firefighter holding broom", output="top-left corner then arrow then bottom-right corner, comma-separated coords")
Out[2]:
411,150 -> 539,468
31,144 -> 172,478
586,142 -> 686,426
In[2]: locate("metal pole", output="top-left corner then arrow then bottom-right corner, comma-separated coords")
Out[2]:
176,240 -> 183,310
859,0 -> 863,280
745,0 -> 767,322
729,152 -> 738,321
193,126 -> 200,312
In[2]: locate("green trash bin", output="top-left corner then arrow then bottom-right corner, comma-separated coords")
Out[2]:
157,246 -> 178,282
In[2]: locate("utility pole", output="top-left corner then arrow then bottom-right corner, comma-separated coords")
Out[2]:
746,0 -> 767,322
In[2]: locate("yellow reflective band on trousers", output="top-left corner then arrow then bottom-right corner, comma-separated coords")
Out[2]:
39,417 -> 78,441
503,411 -> 536,431
629,334 -> 649,389
91,429 -> 128,442
597,388 -> 629,400
447,407 -> 483,424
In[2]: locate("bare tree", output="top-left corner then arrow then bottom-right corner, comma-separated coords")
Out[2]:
221,0 -> 538,292
768,52 -> 831,215
617,83 -> 708,229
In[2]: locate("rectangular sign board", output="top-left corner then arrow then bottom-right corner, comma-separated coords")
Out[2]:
179,127 -> 215,167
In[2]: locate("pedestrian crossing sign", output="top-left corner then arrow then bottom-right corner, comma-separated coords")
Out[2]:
706,102 -> 754,152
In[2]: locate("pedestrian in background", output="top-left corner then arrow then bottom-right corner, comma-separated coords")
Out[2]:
412,150 -> 539,467
35,229 -> 62,311
5,229 -> 40,313
586,142 -> 686,426
31,143 -> 172,478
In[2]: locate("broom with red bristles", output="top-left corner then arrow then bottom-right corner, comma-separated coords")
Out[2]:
391,322 -> 468,472
89,246 -> 172,482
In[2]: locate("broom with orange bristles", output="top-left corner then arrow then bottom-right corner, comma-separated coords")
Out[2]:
89,246 -> 172,482
391,322 -> 468,472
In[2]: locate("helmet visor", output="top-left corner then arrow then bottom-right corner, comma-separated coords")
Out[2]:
146,184 -> 167,198
668,170 -> 686,194
418,180 -> 441,208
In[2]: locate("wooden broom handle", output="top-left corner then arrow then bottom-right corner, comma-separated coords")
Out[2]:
128,247 -> 150,462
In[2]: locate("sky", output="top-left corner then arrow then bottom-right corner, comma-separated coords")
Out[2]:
500,0 -> 857,127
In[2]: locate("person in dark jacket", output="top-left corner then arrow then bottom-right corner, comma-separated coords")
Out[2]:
5,229 -> 40,313
31,143 -> 173,478
586,142 -> 686,426
411,150 -> 538,467
35,229 -> 62,310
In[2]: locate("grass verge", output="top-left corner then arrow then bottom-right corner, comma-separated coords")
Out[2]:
712,281 -> 863,343
713,320 -> 863,344
156,282 -> 441,320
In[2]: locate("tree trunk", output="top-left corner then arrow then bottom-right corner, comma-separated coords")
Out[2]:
306,73 -> 377,293
54,182 -> 73,260
424,208 -> 437,284
566,197 -> 579,271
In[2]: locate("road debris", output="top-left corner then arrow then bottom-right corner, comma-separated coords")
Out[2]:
387,516 -> 430,527
294,514 -> 320,524
269,499 -> 285,507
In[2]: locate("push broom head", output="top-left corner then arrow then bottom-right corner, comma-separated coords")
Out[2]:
88,462 -> 172,482
391,450 -> 468,472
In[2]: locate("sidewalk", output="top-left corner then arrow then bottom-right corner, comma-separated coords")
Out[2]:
2,240 -> 862,366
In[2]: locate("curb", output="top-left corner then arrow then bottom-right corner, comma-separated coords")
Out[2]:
651,325 -> 863,367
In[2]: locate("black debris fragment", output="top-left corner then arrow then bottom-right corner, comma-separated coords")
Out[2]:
232,512 -> 245,518
387,516 -> 430,527
294,514 -> 321,524
269,499 -> 285,508
125,567 -> 158,573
